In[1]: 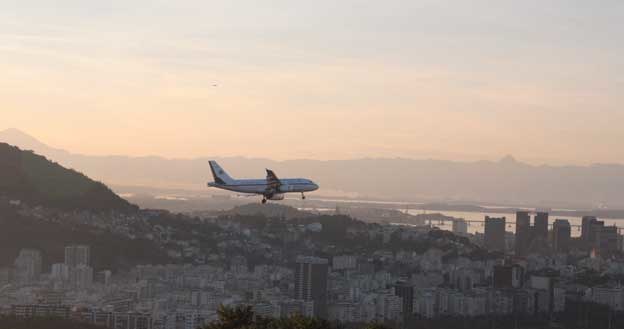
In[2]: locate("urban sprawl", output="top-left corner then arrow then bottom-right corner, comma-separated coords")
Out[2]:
2,201 -> 624,328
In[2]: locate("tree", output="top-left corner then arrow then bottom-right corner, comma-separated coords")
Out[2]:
202,305 -> 344,329
362,323 -> 391,329
204,305 -> 255,329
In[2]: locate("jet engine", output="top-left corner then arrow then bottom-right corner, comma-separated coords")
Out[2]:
268,193 -> 285,200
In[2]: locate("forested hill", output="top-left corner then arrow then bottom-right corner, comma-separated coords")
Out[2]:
0,143 -> 137,212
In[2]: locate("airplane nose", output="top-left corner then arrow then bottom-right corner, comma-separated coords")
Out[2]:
312,183 -> 319,191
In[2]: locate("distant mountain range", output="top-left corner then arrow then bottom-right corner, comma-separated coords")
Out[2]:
2,128 -> 624,209
0,140 -> 137,212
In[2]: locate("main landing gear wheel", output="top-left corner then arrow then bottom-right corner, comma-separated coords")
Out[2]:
261,198 -> 267,204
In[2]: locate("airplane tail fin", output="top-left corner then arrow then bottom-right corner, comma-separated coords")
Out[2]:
209,161 -> 234,185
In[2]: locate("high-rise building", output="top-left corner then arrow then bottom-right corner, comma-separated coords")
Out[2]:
280,299 -> 315,318
533,212 -> 549,242
14,249 -> 42,283
393,281 -> 414,319
0,267 -> 13,285
71,311 -> 153,329
332,255 -> 357,270
229,255 -> 248,274
294,256 -> 329,318
40,290 -> 65,305
184,310 -> 214,329
51,263 -> 70,281
70,265 -> 93,290
581,216 -> 598,248
493,265 -> 524,289
589,220 -> 606,253
452,218 -> 468,235
552,219 -> 571,253
596,225 -> 619,256
11,305 -> 70,319
64,245 -> 90,267
451,268 -> 479,292
515,211 -> 531,256
484,216 -> 506,252
95,270 -> 112,286
575,216 -> 620,256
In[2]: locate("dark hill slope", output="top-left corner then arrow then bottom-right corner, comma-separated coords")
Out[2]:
0,316 -> 106,329
0,143 -> 137,212
0,204 -> 171,271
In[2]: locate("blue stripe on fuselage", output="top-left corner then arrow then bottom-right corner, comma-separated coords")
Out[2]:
213,181 -> 315,192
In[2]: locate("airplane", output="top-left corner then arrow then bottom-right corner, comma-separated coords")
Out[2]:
207,160 -> 319,204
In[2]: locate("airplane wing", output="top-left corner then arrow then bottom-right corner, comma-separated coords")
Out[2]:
266,169 -> 281,188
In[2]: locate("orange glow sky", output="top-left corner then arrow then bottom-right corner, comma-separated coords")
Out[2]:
2,1 -> 623,164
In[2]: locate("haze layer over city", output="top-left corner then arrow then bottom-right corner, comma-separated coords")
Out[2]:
1,1 -> 624,329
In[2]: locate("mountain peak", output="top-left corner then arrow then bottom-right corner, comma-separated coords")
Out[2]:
1,128 -> 37,139
499,154 -> 519,165
0,128 -> 58,154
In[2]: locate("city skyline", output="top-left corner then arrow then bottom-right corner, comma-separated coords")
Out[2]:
3,2 -> 624,328
2,140 -> 624,329
4,201 -> 624,328
2,1 -> 623,164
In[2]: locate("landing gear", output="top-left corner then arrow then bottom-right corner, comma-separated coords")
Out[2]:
261,198 -> 267,204
301,192 -> 306,200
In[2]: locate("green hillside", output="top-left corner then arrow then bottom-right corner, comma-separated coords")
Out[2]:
0,143 -> 137,212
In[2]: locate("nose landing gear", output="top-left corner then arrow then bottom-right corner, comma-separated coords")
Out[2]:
261,198 -> 267,204
301,192 -> 306,200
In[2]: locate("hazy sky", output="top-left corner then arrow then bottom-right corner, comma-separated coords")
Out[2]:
2,1 -> 623,164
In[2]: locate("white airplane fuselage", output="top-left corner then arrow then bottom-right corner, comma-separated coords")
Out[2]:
208,179 -> 318,194
206,161 -> 319,202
